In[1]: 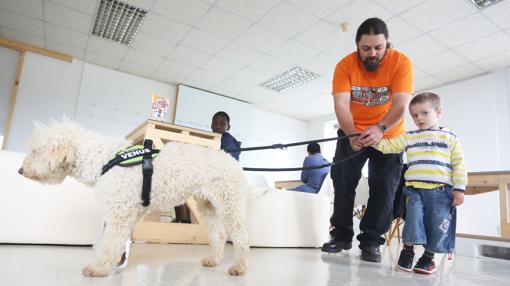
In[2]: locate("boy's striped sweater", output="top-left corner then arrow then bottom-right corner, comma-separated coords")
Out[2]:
375,128 -> 468,191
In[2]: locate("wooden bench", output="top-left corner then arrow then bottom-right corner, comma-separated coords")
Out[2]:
126,120 -> 221,244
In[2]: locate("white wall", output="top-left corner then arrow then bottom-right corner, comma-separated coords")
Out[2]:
3,51 -> 307,186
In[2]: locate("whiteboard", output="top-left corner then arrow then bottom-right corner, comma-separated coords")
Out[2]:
174,85 -> 254,143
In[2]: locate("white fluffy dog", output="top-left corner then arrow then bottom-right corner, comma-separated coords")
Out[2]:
19,119 -> 250,276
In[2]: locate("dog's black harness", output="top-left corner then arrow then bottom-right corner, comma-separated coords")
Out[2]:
101,139 -> 160,207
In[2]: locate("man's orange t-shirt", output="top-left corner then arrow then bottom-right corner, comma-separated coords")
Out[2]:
332,49 -> 413,138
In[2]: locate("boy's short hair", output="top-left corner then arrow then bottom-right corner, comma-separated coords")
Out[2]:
307,142 -> 321,154
212,111 -> 230,123
410,92 -> 442,109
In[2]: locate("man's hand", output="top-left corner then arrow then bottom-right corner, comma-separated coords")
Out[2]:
357,125 -> 384,147
349,136 -> 363,151
451,190 -> 465,207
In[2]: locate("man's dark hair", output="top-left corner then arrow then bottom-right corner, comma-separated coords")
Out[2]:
307,142 -> 321,154
212,111 -> 230,123
410,92 -> 442,109
355,17 -> 391,48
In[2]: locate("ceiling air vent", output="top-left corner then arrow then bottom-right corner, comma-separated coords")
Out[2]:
92,0 -> 148,45
469,0 -> 505,9
260,66 -> 321,93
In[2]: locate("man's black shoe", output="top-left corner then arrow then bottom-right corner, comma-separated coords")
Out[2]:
321,237 -> 352,253
360,246 -> 382,262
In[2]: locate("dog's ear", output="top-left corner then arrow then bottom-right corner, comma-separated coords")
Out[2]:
53,142 -> 75,168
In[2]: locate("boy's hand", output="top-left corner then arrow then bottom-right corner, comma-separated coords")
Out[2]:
451,190 -> 465,207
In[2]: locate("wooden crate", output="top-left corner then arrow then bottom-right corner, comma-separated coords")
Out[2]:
126,120 -> 221,244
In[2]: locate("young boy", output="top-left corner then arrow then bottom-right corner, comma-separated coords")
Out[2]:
374,92 -> 468,274
211,111 -> 242,161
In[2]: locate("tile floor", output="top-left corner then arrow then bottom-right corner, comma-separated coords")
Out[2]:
1,239 -> 509,286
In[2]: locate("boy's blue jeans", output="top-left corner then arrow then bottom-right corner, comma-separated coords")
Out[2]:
402,185 -> 457,253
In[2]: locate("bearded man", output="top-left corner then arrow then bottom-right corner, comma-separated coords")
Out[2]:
321,18 -> 414,262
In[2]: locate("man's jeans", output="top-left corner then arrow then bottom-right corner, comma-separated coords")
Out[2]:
289,184 -> 319,194
330,130 -> 403,248
402,185 -> 457,253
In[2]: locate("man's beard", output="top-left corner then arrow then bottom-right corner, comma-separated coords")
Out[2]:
359,50 -> 386,72
363,57 -> 381,72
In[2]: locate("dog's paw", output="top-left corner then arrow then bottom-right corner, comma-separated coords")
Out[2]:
82,265 -> 110,277
201,256 -> 218,267
228,264 -> 246,276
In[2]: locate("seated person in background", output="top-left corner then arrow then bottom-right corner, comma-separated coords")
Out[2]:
289,143 -> 331,194
211,111 -> 242,161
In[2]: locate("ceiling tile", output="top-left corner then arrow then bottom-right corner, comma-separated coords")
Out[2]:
154,58 -> 196,78
138,13 -> 191,43
118,61 -> 154,77
167,45 -> 211,67
475,50 -> 510,71
372,0 -> 425,14
234,24 -> 288,53
258,2 -> 318,37
216,0 -> 280,22
45,39 -> 85,59
414,75 -> 443,92
180,28 -> 229,55
431,63 -> 485,84
285,0 -> 351,18
151,0 -> 210,26
130,33 -> 176,57
84,51 -> 122,69
86,36 -> 129,59
429,13 -> 500,48
269,39 -> 320,65
386,16 -> 422,45
216,42 -> 264,66
44,1 -> 93,33
249,54 -> 293,77
0,9 -> 44,37
326,0 -> 392,31
231,67 -> 270,85
237,85 -> 278,103
212,77 -> 252,94
47,0 -> 97,15
400,0 -> 477,33
195,7 -> 251,40
185,69 -> 227,87
300,49 -> 343,76
414,50 -> 469,74
482,0 -> 510,30
151,70 -> 187,85
453,32 -> 510,61
0,0 -> 43,19
44,23 -> 88,49
398,34 -> 446,62
201,57 -> 243,76
123,48 -> 165,69
294,21 -> 353,52
1,27 -> 44,46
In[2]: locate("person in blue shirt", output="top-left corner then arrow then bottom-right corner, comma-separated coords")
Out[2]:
211,111 -> 241,161
289,143 -> 330,194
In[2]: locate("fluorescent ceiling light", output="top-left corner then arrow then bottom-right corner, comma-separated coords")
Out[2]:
92,0 -> 148,45
260,66 -> 321,93
469,0 -> 505,9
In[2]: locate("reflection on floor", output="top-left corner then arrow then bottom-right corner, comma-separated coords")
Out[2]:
1,239 -> 509,286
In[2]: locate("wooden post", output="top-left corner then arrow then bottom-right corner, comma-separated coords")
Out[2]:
2,52 -> 24,150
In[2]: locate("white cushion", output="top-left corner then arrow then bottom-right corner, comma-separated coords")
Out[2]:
0,151 -> 104,245
244,173 -> 330,247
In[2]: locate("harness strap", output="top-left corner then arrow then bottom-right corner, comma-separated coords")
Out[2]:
141,139 -> 154,207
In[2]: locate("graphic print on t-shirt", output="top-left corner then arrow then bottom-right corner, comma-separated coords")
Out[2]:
351,86 -> 390,106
